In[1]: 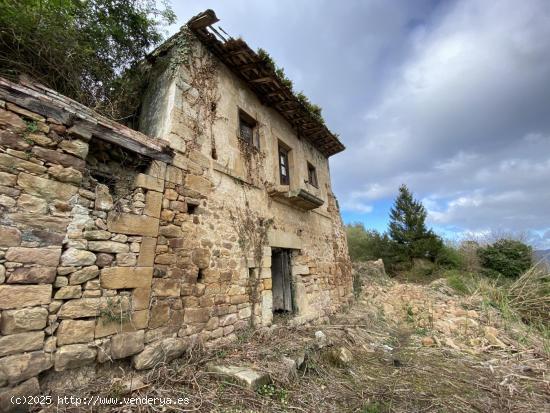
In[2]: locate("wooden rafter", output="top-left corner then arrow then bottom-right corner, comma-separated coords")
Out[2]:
186,10 -> 345,157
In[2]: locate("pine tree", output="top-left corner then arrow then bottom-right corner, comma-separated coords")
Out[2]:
388,185 -> 441,262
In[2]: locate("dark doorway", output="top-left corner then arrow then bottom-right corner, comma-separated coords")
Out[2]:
271,248 -> 293,313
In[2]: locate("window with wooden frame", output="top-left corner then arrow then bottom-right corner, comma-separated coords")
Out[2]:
238,109 -> 259,148
307,162 -> 318,188
278,145 -> 290,185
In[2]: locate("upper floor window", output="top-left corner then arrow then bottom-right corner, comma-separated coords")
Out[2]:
239,109 -> 259,148
279,145 -> 290,185
307,162 -> 318,188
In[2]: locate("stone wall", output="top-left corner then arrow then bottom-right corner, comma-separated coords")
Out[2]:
0,68 -> 352,407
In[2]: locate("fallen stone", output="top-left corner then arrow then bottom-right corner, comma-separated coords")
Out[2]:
114,377 -> 146,395
132,338 -> 188,370
206,364 -> 271,390
326,347 -> 353,367
314,330 -> 328,349
421,337 -> 436,347
111,330 -> 145,359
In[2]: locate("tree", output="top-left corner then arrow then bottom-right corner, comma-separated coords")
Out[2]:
0,0 -> 175,121
345,223 -> 402,272
388,184 -> 442,262
478,239 -> 532,278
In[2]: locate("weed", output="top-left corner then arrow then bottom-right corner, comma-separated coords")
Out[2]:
362,401 -> 388,413
24,119 -> 38,133
256,383 -> 288,404
99,297 -> 131,324
406,304 -> 414,323
446,271 -> 470,295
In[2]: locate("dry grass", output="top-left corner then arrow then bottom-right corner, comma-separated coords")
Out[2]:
508,264 -> 550,326
37,269 -> 549,413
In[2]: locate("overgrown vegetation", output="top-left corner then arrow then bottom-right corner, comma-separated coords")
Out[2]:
346,183 -> 548,334
346,185 -> 445,272
257,47 -> 325,125
0,0 -> 175,122
230,199 -> 274,328
478,238 -> 533,278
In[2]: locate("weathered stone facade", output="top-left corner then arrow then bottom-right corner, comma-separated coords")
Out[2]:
0,12 -> 352,405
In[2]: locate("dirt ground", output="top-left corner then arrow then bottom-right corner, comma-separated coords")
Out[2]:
38,269 -> 549,413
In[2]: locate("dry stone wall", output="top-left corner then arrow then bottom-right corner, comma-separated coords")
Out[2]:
0,74 -> 353,408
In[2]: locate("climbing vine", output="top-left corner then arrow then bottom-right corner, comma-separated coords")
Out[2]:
230,193 -> 273,328
170,29 -> 222,158
237,136 -> 266,186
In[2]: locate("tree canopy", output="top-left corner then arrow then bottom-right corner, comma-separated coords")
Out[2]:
388,184 -> 442,262
0,0 -> 175,121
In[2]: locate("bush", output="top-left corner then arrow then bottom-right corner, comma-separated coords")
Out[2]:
345,224 -> 401,271
436,245 -> 465,269
507,265 -> 550,326
0,0 -> 175,121
445,270 -> 470,295
478,239 -> 533,278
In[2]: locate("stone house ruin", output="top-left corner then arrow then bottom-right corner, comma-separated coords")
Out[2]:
0,9 -> 352,404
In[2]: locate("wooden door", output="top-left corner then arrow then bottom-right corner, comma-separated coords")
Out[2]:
271,249 -> 293,312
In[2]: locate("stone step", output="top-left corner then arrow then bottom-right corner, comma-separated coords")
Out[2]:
206,363 -> 271,390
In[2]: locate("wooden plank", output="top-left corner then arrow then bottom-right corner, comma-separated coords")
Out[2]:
249,76 -> 274,84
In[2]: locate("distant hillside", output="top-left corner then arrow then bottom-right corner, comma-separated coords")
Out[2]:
533,249 -> 550,263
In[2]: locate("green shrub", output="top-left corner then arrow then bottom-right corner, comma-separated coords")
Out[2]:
345,224 -> 401,271
445,270 -> 470,295
436,245 -> 465,269
0,0 -> 175,121
478,239 -> 533,278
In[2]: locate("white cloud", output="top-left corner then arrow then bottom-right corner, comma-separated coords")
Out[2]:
333,0 -> 550,248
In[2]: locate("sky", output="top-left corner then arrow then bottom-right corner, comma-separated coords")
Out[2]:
165,0 -> 550,249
